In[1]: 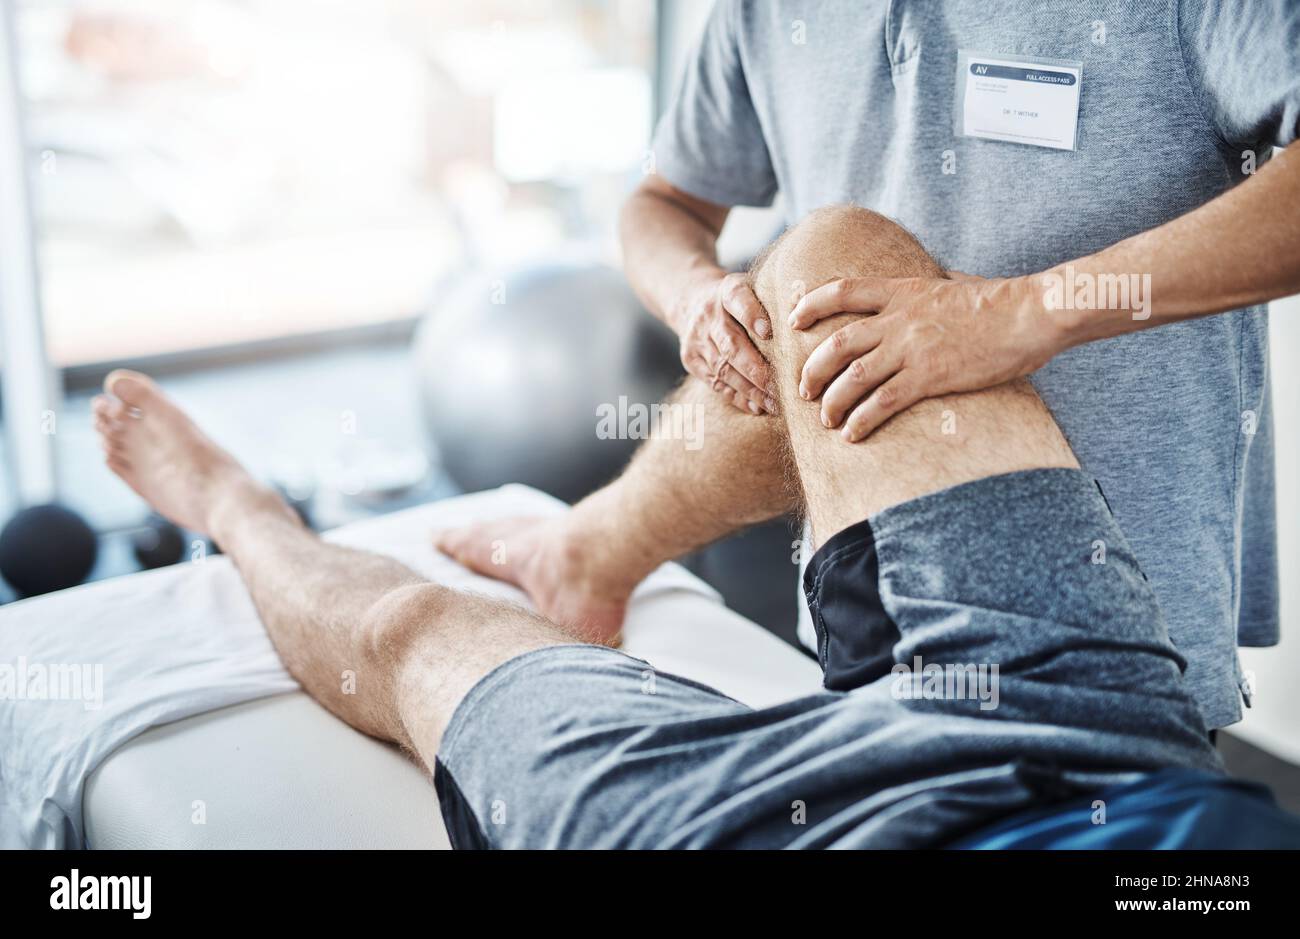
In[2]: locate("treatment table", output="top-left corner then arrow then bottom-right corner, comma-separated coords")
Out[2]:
1,485 -> 822,849
8,486 -> 1295,850
83,581 -> 822,849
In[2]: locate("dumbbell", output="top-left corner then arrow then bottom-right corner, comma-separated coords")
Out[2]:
0,503 -> 99,599
0,482 -> 319,598
130,514 -> 187,569
0,505 -> 186,599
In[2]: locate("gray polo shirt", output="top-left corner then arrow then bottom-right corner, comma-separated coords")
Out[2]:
652,0 -> 1298,729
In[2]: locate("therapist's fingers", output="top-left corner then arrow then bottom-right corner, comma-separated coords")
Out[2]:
709,314 -> 772,393
719,273 -> 771,340
841,374 -> 921,442
683,346 -> 744,416
819,350 -> 902,429
707,373 -> 748,413
680,346 -> 714,387
799,318 -> 884,401
681,340 -> 752,414
788,276 -> 903,329
708,323 -> 774,414
711,360 -> 765,415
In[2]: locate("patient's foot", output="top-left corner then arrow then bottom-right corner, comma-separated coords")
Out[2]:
92,370 -> 295,537
435,517 -> 633,644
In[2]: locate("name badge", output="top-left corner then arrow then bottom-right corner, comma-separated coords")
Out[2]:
954,49 -> 1082,151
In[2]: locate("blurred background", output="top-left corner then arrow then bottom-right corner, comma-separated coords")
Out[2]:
25,0 -> 651,364
0,0 -> 791,629
0,0 -> 1295,797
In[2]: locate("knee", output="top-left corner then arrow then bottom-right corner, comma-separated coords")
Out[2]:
795,203 -> 898,248
359,582 -> 451,671
789,204 -> 940,279
751,203 -> 941,318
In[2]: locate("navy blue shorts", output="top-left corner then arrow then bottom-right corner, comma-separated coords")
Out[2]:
434,469 -> 1223,849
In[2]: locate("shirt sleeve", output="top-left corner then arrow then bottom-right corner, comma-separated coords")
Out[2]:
651,0 -> 778,207
1177,0 -> 1300,149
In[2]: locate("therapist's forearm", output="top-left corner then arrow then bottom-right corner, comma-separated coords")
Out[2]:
620,177 -> 729,331
1045,140 -> 1300,345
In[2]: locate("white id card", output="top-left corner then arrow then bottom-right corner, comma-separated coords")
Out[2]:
954,50 -> 1082,151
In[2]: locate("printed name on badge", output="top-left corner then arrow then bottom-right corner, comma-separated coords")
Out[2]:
954,50 -> 1082,151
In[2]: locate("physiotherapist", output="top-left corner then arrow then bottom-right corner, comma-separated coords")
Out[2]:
619,0 -> 1300,731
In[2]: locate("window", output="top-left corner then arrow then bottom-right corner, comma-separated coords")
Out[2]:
14,0 -> 655,366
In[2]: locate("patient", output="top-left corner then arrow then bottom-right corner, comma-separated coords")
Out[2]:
92,206 -> 1223,848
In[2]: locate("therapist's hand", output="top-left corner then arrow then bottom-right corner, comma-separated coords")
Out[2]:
789,273 -> 1061,440
672,270 -> 776,415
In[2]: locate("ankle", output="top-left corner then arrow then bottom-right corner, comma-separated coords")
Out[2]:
552,510 -> 651,601
206,475 -> 300,546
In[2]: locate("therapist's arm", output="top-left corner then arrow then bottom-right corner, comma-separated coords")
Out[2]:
1051,141 -> 1300,340
621,174 -> 776,415
789,140 -> 1300,440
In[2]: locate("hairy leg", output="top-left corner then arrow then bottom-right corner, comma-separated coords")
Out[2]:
93,371 -> 571,770
439,209 -> 1077,625
750,205 -> 1078,547
441,207 -> 1076,635
436,376 -> 795,639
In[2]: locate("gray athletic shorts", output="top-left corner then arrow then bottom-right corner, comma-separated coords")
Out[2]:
433,469 -> 1221,849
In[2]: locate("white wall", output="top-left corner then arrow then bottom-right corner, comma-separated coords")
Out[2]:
1237,296 -> 1300,761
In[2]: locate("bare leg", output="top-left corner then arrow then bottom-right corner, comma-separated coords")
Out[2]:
750,205 -> 1079,547
86,195 -> 1076,792
93,371 -> 571,770
436,376 -> 795,639
444,207 -> 1079,622
440,209 -> 1079,624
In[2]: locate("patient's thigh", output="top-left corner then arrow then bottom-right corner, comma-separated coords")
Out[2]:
752,206 -> 1077,546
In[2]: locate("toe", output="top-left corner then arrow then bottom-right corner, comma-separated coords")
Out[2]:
92,402 -> 131,437
93,413 -> 119,438
99,422 -> 124,450
434,525 -> 507,578
433,526 -> 476,562
104,369 -> 162,408
92,394 -> 130,422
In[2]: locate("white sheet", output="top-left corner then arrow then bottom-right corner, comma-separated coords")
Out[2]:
0,485 -> 726,849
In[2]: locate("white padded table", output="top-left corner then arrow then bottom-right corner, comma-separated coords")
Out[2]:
76,490 -> 822,849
